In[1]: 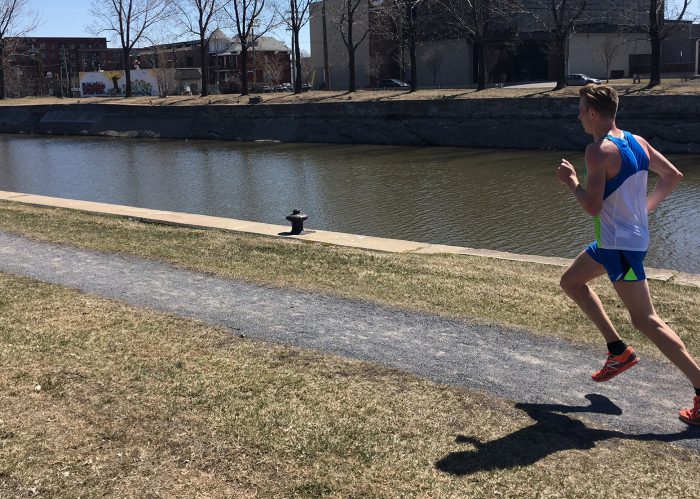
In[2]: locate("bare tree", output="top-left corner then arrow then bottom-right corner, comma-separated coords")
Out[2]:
329,0 -> 369,92
279,0 -> 311,93
422,44 -> 444,86
612,0 -> 694,88
173,0 -> 223,96
225,0 -> 277,95
440,0 -> 520,91
141,41 -> 178,95
525,0 -> 589,90
89,0 -> 173,97
367,50 -> 384,83
373,0 -> 428,92
261,51 -> 286,85
597,36 -> 622,82
0,0 -> 39,99
300,54 -> 313,85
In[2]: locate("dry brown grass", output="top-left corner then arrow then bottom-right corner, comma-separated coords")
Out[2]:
2,273 -> 700,498
0,200 -> 698,365
1,78 -> 698,107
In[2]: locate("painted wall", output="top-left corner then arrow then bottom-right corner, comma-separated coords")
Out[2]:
79,70 -> 160,97
568,33 -> 650,79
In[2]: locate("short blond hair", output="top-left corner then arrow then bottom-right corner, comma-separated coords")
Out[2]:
579,84 -> 619,119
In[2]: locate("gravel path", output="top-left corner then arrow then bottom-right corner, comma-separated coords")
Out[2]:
1,231 -> 698,449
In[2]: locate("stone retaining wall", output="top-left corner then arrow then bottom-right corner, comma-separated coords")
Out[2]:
1,96 -> 699,153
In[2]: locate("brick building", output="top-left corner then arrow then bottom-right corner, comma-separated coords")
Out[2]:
5,37 -> 122,97
134,29 -> 292,94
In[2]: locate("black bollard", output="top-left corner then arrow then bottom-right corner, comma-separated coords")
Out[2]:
285,209 -> 308,235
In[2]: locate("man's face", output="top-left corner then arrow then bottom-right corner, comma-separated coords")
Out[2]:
578,96 -> 593,134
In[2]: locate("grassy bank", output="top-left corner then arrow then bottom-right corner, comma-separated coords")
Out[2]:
3,273 -> 700,498
0,79 -> 698,108
0,201 -> 698,361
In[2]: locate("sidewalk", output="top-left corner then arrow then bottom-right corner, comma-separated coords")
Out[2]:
1,230 -> 698,449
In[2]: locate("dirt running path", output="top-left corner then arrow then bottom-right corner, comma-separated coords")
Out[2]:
1,231 -> 697,449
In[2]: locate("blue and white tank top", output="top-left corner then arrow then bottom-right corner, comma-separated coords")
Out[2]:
590,131 -> 649,251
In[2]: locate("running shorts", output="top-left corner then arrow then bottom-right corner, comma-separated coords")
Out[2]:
585,241 -> 647,283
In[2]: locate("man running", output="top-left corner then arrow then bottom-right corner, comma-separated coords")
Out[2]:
556,83 -> 700,425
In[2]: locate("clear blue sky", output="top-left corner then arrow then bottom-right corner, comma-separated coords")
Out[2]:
29,0 -> 311,53
27,0 -> 697,52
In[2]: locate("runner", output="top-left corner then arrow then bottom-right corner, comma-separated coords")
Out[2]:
556,83 -> 700,425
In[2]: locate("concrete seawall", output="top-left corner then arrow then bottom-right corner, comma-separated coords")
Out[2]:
1,95 -> 699,153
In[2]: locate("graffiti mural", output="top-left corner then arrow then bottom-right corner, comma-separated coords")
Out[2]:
81,82 -> 106,96
79,70 -> 159,97
130,79 -> 153,96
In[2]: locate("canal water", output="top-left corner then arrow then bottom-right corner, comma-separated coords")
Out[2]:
1,134 -> 698,273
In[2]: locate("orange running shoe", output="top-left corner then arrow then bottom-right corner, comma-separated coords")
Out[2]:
679,396 -> 700,426
591,346 -> 640,382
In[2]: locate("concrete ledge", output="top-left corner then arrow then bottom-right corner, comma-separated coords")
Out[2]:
0,190 -> 697,288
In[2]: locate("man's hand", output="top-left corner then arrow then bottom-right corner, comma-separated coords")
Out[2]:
556,159 -> 579,190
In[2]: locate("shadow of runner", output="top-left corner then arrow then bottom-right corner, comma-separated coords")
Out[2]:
436,394 -> 700,475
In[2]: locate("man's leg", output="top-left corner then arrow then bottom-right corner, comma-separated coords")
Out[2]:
560,251 -> 620,343
613,279 -> 700,387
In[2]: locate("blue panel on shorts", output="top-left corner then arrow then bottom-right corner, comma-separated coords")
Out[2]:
586,241 -> 647,282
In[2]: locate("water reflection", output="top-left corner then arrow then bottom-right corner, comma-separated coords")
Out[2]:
0,135 -> 698,273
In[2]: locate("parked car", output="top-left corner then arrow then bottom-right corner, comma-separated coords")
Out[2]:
376,78 -> 410,88
566,74 -> 602,86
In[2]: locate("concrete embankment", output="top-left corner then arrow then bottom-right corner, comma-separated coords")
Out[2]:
0,96 -> 699,152
1,189 -> 698,288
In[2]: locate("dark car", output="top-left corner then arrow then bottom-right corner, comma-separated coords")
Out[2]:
566,73 -> 602,86
376,78 -> 410,88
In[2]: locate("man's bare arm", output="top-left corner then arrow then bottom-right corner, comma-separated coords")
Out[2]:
557,144 -> 608,216
636,135 -> 683,213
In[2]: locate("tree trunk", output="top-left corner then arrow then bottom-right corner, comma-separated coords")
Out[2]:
477,41 -> 487,90
0,44 -> 5,100
648,1 -> 663,88
349,48 -> 356,92
347,15 -> 355,92
409,37 -> 417,92
322,0 -> 330,90
123,47 -> 132,97
648,34 -> 661,87
294,30 -> 302,94
552,37 -> 567,90
200,35 -> 209,97
241,44 -> 249,95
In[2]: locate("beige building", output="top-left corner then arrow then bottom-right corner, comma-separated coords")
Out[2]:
569,32 -> 651,79
309,0 -> 371,89
310,0 -> 697,89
